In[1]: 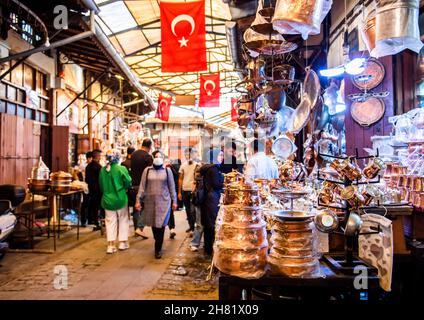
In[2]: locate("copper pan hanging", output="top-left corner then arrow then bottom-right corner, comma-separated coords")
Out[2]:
352,58 -> 385,90
351,97 -> 386,127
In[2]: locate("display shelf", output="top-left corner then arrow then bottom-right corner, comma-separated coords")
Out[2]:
316,147 -> 382,265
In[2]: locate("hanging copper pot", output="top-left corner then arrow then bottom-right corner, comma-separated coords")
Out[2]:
361,9 -> 376,53
372,0 -> 423,57
272,0 -> 325,39
272,64 -> 295,84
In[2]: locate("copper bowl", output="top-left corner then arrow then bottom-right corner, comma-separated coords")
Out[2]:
270,235 -> 315,250
273,219 -> 315,232
268,255 -> 320,277
28,178 -> 49,192
220,206 -> 263,226
214,245 -> 268,277
216,222 -> 267,246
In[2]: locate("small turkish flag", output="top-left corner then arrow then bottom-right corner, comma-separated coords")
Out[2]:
155,94 -> 172,122
231,98 -> 238,121
199,73 -> 220,107
160,1 -> 207,72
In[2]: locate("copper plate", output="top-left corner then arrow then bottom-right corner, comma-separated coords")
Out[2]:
351,97 -> 386,126
352,58 -> 385,90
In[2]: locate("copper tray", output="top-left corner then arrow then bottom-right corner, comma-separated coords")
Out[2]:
352,58 -> 385,90
351,97 -> 386,126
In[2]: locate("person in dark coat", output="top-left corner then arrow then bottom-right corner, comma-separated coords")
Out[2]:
200,149 -> 224,257
221,141 -> 244,174
85,149 -> 102,231
121,146 -> 135,171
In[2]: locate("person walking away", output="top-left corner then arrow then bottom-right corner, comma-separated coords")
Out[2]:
200,149 -> 224,258
135,151 -> 177,259
221,141 -> 244,174
121,147 -> 135,171
245,139 -> 279,180
178,148 -> 198,236
85,149 -> 102,231
189,159 -> 204,252
99,150 -> 132,254
80,151 -> 92,227
130,138 -> 153,239
165,157 -> 179,239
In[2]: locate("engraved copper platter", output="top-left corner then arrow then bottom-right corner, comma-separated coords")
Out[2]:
352,58 -> 385,90
351,97 -> 386,126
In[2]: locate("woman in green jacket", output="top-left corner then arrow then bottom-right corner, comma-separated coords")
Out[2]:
99,149 -> 132,254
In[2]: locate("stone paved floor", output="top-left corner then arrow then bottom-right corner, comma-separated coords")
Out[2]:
0,211 -> 218,300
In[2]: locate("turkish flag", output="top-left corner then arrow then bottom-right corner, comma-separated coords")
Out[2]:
199,73 -> 220,107
160,1 -> 207,72
155,94 -> 172,122
231,98 -> 238,121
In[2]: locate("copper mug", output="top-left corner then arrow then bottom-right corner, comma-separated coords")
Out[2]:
340,159 -> 362,181
412,176 -> 424,192
397,175 -> 407,188
363,158 -> 385,179
362,189 -> 374,206
341,186 -> 365,208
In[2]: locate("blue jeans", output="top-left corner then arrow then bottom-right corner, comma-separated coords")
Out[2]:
132,209 -> 145,230
191,205 -> 203,247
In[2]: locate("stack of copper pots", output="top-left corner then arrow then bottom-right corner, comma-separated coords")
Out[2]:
268,211 -> 320,278
383,162 -> 423,207
214,173 -> 268,279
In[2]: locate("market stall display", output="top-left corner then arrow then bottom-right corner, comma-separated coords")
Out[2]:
214,174 -> 268,279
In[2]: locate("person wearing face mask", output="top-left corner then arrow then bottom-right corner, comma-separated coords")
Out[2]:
99,149 -> 132,254
135,151 -> 177,259
200,149 -> 224,258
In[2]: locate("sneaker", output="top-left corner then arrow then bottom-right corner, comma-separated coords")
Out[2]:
169,229 -> 176,239
118,242 -> 130,250
189,245 -> 199,252
106,246 -> 117,254
134,228 -> 148,239
155,251 -> 162,259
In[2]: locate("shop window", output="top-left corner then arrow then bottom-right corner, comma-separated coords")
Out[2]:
24,64 -> 35,90
6,103 -> 16,115
40,97 -> 48,110
7,86 -> 16,101
40,112 -> 48,123
0,62 -> 11,82
21,20 -> 34,44
17,89 -> 25,103
0,101 -> 5,113
0,83 -> 6,98
11,61 -> 23,87
25,108 -> 34,120
17,105 -> 25,118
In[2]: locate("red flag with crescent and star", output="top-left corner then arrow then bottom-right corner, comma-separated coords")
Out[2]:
160,0 -> 207,72
199,73 -> 220,107
231,98 -> 238,121
155,94 -> 172,122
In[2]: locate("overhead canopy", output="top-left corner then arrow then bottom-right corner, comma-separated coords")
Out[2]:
94,0 -> 242,98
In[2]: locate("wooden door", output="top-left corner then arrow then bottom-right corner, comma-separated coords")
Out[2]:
51,126 -> 69,172
0,113 -> 41,186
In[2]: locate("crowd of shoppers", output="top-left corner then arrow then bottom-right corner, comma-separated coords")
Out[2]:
77,137 -> 278,259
